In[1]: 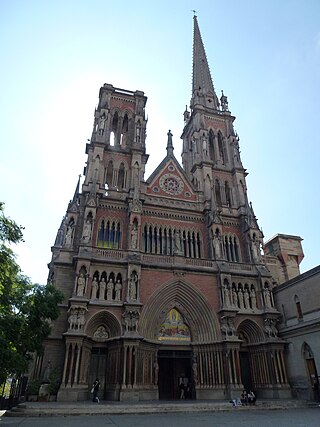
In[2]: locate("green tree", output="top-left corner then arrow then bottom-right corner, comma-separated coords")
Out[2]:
0,202 -> 63,384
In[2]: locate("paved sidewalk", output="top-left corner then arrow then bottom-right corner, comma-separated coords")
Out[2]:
1,408 -> 320,427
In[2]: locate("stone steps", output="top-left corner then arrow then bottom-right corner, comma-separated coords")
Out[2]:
5,399 -> 309,417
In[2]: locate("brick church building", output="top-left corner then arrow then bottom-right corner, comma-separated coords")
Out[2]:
39,16 -> 304,402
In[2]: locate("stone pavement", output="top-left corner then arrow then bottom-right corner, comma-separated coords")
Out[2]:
3,398 -> 312,417
1,407 -> 320,427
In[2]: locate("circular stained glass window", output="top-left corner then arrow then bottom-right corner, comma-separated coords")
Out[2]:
159,174 -> 184,195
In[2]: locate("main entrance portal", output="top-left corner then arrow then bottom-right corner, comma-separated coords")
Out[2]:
158,350 -> 193,400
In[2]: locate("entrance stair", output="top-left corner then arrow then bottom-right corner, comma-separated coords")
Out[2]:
5,399 -> 310,417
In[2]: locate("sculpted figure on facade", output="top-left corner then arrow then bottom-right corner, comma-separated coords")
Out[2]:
67,306 -> 87,331
244,288 -> 250,309
213,232 -> 221,259
98,112 -> 106,136
154,361 -> 159,385
91,278 -> 98,299
250,287 -> 257,309
174,230 -> 182,253
232,287 -> 238,307
264,318 -> 278,338
122,309 -> 140,334
238,288 -> 244,309
263,287 -> 272,308
76,273 -> 86,296
82,220 -> 92,243
65,224 -> 73,247
99,278 -> 106,300
251,234 -> 262,263
106,278 -> 114,300
223,282 -> 231,307
115,279 -> 122,301
128,272 -> 138,300
192,357 -> 198,385
131,222 -> 138,249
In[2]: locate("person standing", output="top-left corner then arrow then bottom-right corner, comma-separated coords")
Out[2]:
92,378 -> 100,403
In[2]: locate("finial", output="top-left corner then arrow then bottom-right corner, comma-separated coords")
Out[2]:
192,9 -> 198,17
166,130 -> 174,156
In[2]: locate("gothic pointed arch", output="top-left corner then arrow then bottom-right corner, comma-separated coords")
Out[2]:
237,319 -> 265,345
139,279 -> 221,343
85,310 -> 122,339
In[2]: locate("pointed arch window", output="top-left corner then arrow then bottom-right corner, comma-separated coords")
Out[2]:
106,161 -> 113,189
215,179 -> 222,206
225,181 -> 232,206
218,131 -> 225,164
294,295 -> 303,320
110,111 -> 118,146
118,163 -> 125,190
97,219 -> 121,249
208,130 -> 215,162
121,114 -> 128,146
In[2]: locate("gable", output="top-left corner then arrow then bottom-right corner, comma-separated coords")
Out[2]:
146,159 -> 197,202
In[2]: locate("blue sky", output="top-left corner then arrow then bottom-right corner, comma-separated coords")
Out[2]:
1,0 -> 319,284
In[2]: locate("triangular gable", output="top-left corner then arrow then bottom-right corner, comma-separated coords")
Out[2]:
146,157 -> 197,202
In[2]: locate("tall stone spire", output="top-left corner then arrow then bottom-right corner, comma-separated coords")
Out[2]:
191,15 -> 219,110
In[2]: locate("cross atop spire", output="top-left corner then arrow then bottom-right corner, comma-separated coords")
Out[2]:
191,16 -> 219,110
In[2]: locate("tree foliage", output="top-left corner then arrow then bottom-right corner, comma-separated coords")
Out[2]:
0,203 -> 63,383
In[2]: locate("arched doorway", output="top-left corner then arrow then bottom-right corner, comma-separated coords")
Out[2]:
237,319 -> 265,393
303,342 -> 319,401
158,349 -> 193,400
157,307 -> 193,400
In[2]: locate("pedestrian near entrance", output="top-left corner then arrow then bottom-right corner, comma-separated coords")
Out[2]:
179,381 -> 185,399
92,378 -> 100,403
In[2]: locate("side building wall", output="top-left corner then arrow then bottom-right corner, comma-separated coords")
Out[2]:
273,265 -> 320,401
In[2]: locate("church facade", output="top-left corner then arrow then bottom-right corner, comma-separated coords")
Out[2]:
40,17 -> 299,402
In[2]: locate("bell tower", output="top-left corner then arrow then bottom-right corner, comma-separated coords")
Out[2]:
82,84 -> 148,198
182,15 -> 263,263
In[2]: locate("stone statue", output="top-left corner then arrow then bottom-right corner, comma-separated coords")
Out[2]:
264,287 -> 271,308
128,272 -> 138,300
174,230 -> 182,253
213,233 -> 221,259
131,223 -> 138,249
99,278 -> 106,300
115,279 -> 122,301
154,361 -> 159,385
91,278 -> 98,299
250,287 -> 257,309
98,113 -> 106,135
192,358 -> 198,385
244,289 -> 250,309
65,225 -> 73,247
223,283 -> 231,307
238,288 -> 244,309
76,273 -> 86,296
106,278 -> 114,300
232,288 -> 238,307
42,361 -> 51,383
82,220 -> 92,242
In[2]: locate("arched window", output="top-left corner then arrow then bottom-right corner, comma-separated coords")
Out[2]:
294,295 -> 303,320
121,114 -> 128,146
218,131 -> 225,164
215,179 -> 222,206
208,129 -> 215,162
111,111 -> 118,146
225,181 -> 232,206
97,219 -> 121,249
106,161 -> 113,189
118,163 -> 125,190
